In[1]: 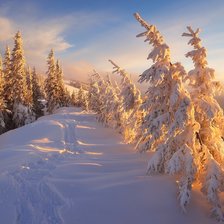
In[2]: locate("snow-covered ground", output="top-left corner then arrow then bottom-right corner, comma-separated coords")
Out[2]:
65,84 -> 79,94
0,107 -> 217,224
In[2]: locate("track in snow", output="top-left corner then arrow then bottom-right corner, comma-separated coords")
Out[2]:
0,108 -> 79,224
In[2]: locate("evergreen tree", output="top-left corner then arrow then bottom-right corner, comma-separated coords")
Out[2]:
183,26 -> 224,221
109,60 -> 142,143
62,88 -> 72,107
82,93 -> 89,111
55,60 -> 67,106
0,55 -> 5,108
25,66 -> 33,106
45,49 -> 58,113
11,31 -> 27,105
71,90 -> 77,106
0,54 -> 5,133
11,31 -> 34,127
97,75 -> 122,128
88,72 -> 101,112
3,46 -> 13,110
77,85 -> 85,107
134,13 -> 200,212
32,67 -> 44,118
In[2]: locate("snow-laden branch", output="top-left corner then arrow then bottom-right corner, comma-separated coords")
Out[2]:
183,26 -> 224,221
108,59 -> 129,79
134,12 -> 170,63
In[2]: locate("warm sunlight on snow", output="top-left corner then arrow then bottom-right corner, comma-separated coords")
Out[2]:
0,1 -> 224,223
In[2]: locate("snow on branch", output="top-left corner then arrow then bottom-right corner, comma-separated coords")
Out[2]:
108,59 -> 129,79
183,26 -> 224,221
134,12 -> 170,63
182,26 -> 207,68
92,69 -> 101,80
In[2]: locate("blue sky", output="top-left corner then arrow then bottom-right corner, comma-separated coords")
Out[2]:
0,0 -> 224,82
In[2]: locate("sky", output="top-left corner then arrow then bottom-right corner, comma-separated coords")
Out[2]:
0,0 -> 224,83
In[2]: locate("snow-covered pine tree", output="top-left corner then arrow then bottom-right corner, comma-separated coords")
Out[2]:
82,93 -> 89,111
45,49 -> 59,114
134,13 -> 172,152
62,88 -> 72,107
109,59 -> 142,143
183,26 -> 224,221
0,54 -> 5,133
77,85 -> 85,108
11,32 -> 27,105
32,67 -> 44,118
96,74 -> 110,124
11,31 -> 35,127
3,46 -> 13,110
71,90 -> 77,106
88,72 -> 101,112
106,81 -> 122,129
97,74 -> 122,129
134,13 -> 201,211
55,60 -> 67,107
26,66 -> 33,106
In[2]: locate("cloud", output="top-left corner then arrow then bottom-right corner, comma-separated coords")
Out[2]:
61,60 -> 95,82
0,1 -> 224,85
0,15 -> 73,74
0,3 -> 120,80
0,17 -> 14,41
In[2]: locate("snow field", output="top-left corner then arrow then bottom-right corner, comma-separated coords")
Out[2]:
0,107 -> 217,224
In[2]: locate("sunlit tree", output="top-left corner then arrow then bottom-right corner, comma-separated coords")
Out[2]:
45,49 -> 58,113
11,31 -> 35,127
102,75 -> 122,128
55,60 -> 67,107
71,90 -> 77,106
134,13 -> 200,212
26,66 -> 33,106
109,60 -> 142,143
0,54 -> 5,133
88,73 -> 101,112
183,26 -> 224,221
77,85 -> 85,107
3,46 -> 13,110
32,67 -> 44,118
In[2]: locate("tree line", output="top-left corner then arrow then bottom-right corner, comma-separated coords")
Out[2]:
0,31 -> 88,133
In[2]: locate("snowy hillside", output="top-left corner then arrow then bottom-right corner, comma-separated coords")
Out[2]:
65,83 -> 80,94
0,107 -> 216,224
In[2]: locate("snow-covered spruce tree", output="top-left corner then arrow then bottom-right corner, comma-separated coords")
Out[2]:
89,71 -> 109,122
55,60 -> 67,107
26,66 -> 33,106
109,59 -> 142,143
134,13 -> 201,211
96,74 -> 111,125
107,81 -> 123,129
0,54 -> 5,133
32,67 -> 44,118
3,46 -> 13,110
183,27 -> 224,221
63,88 -> 72,107
45,49 -> 59,114
2,46 -> 13,130
71,90 -> 77,106
98,74 -> 122,129
82,93 -> 89,111
77,85 -> 85,108
88,72 -> 102,112
11,31 -> 35,127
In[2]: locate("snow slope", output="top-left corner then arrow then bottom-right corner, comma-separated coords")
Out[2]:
65,84 -> 79,94
0,107 -> 217,224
